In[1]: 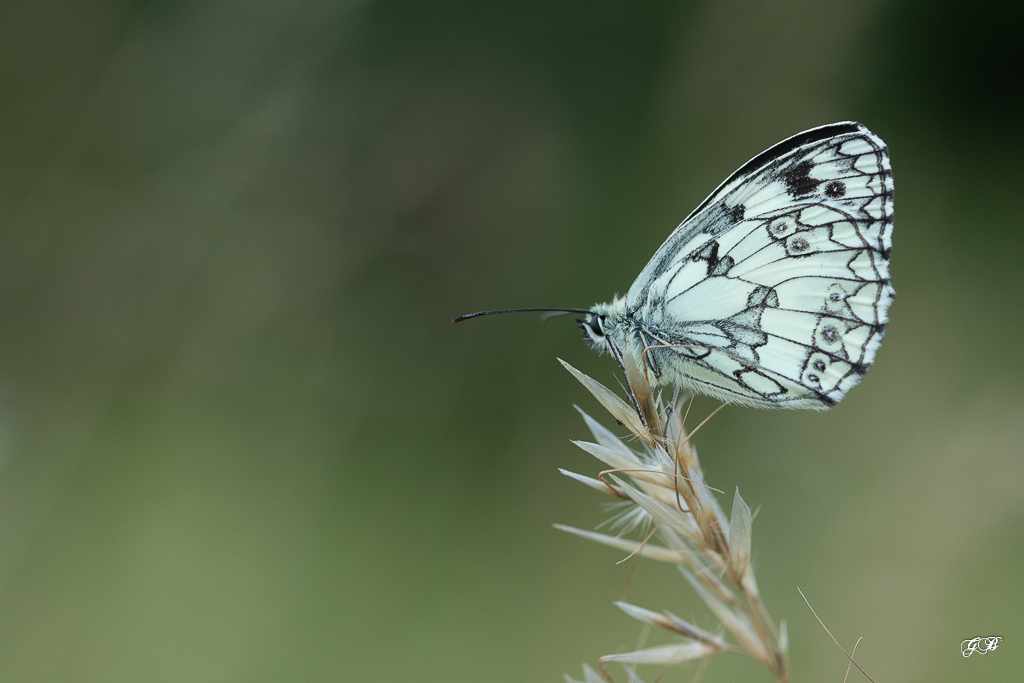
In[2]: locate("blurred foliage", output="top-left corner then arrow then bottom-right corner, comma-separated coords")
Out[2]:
0,1 -> 1021,681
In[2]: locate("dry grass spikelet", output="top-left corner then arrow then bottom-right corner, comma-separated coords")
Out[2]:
558,353 -> 790,683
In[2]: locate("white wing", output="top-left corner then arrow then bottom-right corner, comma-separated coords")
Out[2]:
626,122 -> 893,408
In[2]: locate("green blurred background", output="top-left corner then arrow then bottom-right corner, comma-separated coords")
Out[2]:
0,1 -> 1021,681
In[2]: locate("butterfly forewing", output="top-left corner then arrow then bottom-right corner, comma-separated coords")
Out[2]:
623,122 -> 893,408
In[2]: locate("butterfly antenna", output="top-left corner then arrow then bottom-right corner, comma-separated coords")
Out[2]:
451,307 -> 593,324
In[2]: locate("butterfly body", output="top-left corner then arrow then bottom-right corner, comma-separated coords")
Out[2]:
579,122 -> 894,409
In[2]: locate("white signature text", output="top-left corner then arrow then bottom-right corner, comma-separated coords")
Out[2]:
962,636 -> 1002,657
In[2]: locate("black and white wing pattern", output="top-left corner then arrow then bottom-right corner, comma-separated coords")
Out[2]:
624,122 -> 893,409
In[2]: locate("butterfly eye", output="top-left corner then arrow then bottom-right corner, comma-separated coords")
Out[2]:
588,315 -> 604,337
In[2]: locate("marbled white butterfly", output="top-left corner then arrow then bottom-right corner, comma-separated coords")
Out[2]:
454,122 -> 894,409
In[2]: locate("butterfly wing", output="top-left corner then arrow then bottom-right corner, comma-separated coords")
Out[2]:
624,122 -> 893,408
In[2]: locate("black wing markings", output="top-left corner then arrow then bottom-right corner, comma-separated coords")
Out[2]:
645,339 -> 838,406
627,126 -> 881,308
682,122 -> 865,223
662,245 -> 885,307
637,301 -> 879,373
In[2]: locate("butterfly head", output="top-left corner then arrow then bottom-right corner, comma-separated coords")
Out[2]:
577,311 -> 608,353
577,299 -> 625,356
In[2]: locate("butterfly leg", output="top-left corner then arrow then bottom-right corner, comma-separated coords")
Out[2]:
605,337 -> 650,429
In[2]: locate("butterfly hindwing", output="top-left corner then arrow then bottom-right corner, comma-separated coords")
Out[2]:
623,122 -> 893,408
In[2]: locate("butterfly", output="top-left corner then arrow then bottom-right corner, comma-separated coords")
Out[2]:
454,122 -> 894,409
